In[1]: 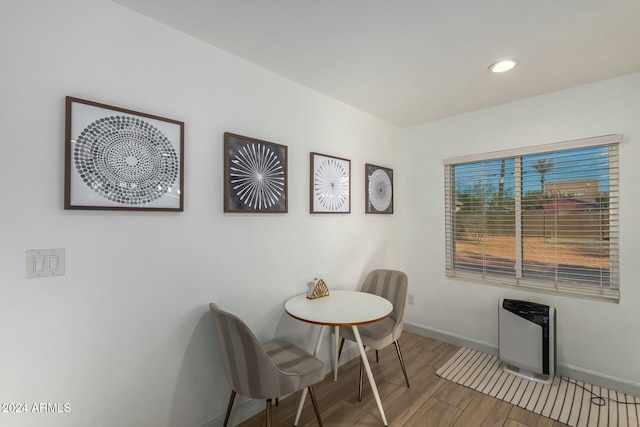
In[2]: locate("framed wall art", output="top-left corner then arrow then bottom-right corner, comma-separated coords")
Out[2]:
310,152 -> 351,213
224,132 -> 288,213
365,163 -> 393,214
65,96 -> 184,211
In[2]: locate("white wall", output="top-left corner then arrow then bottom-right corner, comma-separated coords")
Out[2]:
0,1 -> 402,426
401,72 -> 640,394
3,0 -> 638,425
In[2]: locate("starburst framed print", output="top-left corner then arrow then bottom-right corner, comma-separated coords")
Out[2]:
365,163 -> 393,214
65,96 -> 184,211
224,133 -> 288,213
310,152 -> 351,214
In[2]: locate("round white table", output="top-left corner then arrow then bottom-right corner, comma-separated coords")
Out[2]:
285,290 -> 392,426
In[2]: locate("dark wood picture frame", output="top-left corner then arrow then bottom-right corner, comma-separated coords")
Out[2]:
310,152 -> 351,214
65,96 -> 184,211
365,163 -> 393,214
224,132 -> 288,213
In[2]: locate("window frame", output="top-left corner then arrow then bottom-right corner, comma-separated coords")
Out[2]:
443,134 -> 622,302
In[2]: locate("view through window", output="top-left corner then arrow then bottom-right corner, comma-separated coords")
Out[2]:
444,135 -> 620,301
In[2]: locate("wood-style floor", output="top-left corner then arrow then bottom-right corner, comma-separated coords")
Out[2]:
238,331 -> 570,427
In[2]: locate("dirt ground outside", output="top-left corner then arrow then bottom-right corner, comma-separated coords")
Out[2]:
456,235 -> 610,270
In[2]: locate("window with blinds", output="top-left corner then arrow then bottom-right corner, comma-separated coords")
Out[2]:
444,135 -> 621,302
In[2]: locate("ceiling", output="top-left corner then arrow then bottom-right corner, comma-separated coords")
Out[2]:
111,0 -> 640,127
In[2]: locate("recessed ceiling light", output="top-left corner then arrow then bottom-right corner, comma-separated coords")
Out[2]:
489,59 -> 518,73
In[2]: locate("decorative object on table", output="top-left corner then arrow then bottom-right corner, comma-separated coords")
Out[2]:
365,163 -> 393,214
224,132 -> 287,213
310,152 -> 350,213
307,278 -> 330,299
64,96 -> 184,211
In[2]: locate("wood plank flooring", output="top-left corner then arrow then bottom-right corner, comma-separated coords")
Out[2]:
238,331 -> 569,427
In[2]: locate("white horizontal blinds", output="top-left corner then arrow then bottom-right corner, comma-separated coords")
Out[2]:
446,158 -> 516,281
520,145 -> 618,295
443,134 -> 622,165
445,135 -> 620,301
444,165 -> 454,271
607,144 -> 620,295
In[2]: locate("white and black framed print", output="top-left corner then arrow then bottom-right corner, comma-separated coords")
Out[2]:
65,96 -> 184,211
310,152 -> 351,213
366,163 -> 393,214
224,132 -> 287,213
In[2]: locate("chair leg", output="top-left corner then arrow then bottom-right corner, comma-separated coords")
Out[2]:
376,349 -> 379,363
223,390 -> 236,427
358,356 -> 364,401
266,399 -> 272,427
356,344 -> 368,401
394,340 -> 410,388
337,337 -> 345,361
308,386 -> 323,427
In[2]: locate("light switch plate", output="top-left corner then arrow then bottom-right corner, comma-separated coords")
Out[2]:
26,249 -> 65,279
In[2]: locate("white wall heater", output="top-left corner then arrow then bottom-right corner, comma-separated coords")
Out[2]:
498,298 -> 556,383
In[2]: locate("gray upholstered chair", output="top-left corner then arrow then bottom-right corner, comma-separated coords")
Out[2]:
337,269 -> 410,399
209,303 -> 325,427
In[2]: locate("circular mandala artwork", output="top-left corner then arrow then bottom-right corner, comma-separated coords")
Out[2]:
314,158 -> 349,211
74,115 -> 179,205
368,169 -> 392,212
230,143 -> 285,210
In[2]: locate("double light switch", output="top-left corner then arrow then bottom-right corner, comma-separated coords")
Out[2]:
26,249 -> 65,279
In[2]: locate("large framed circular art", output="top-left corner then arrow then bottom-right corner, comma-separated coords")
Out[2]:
310,152 -> 351,213
224,132 -> 288,213
365,163 -> 393,214
64,97 -> 184,211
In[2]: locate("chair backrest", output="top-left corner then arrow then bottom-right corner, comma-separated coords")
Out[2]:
209,303 -> 284,399
360,269 -> 408,329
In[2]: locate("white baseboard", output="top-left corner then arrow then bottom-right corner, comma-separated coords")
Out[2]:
403,322 -> 499,356
404,321 -> 640,398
